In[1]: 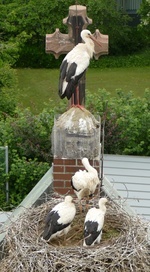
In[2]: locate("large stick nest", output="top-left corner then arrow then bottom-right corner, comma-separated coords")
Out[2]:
0,194 -> 150,272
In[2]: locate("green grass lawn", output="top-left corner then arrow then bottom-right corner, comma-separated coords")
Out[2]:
16,67 -> 150,114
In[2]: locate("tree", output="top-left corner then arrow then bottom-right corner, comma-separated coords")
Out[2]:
138,0 -> 150,47
0,0 -> 144,68
82,0 -> 131,55
0,0 -> 73,67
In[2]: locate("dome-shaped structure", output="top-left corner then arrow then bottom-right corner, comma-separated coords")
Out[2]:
52,107 -> 100,159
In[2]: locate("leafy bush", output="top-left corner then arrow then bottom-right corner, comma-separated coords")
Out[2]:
1,152 -> 49,209
0,42 -> 19,66
86,88 -> 150,155
138,0 -> 150,46
0,62 -> 18,118
0,106 -> 54,209
90,49 -> 150,68
0,106 -> 55,163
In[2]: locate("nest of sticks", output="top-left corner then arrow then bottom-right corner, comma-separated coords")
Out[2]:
0,193 -> 150,272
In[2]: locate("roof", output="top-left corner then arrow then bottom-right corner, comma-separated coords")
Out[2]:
103,154 -> 150,221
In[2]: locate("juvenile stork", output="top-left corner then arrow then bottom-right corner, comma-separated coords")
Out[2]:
71,157 -> 100,211
42,196 -> 76,242
83,197 -> 107,247
58,29 -> 101,105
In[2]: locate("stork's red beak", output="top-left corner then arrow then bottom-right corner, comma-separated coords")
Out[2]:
90,35 -> 102,47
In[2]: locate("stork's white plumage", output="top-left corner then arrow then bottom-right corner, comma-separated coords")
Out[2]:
42,196 -> 76,241
71,158 -> 100,208
83,197 -> 107,247
58,29 -> 101,102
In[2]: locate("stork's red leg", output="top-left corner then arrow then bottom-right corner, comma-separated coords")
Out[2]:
71,92 -> 75,106
76,86 -> 79,105
70,86 -> 84,110
74,86 -> 84,110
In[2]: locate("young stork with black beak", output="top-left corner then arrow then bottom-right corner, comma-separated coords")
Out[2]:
58,29 -> 101,106
42,196 -> 76,242
83,197 -> 108,247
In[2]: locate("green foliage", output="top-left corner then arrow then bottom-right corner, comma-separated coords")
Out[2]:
1,0 -> 149,68
1,152 -> 49,209
86,88 -> 150,155
82,0 -> 132,55
0,62 -> 18,118
138,0 -> 150,46
0,3 -> 20,65
0,0 -> 74,67
90,49 -> 150,68
0,42 -> 19,65
0,106 -> 54,209
0,62 -> 16,89
0,106 -> 54,163
0,148 -> 6,208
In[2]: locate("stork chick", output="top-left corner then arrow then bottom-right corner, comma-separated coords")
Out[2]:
71,157 -> 100,211
42,196 -> 76,243
83,197 -> 107,247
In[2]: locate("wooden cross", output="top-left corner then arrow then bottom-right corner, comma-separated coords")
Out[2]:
46,5 -> 108,107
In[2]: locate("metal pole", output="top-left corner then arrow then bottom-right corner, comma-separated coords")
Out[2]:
101,120 -> 105,185
5,146 -> 9,202
100,104 -> 107,197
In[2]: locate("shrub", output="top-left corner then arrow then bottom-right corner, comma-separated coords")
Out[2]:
1,152 -> 49,209
0,62 -> 18,118
0,106 -> 54,208
86,88 -> 150,155
90,49 -> 150,68
0,106 -> 55,163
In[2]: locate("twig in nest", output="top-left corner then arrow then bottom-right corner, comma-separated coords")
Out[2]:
66,228 -> 82,241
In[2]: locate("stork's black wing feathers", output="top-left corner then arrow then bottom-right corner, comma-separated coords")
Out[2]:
42,210 -> 70,241
66,63 -> 77,82
58,60 -> 68,98
45,210 -> 55,224
60,60 -> 68,79
64,70 -> 85,100
59,57 -> 86,100
84,221 -> 101,246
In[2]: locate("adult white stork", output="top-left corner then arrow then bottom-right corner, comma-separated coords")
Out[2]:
71,157 -> 100,210
42,195 -> 76,242
83,197 -> 107,247
58,29 -> 101,105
